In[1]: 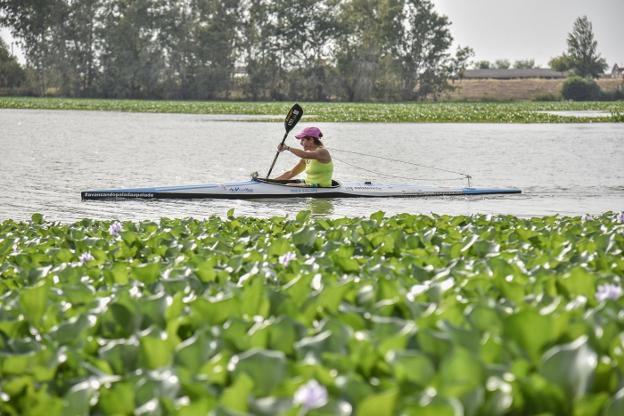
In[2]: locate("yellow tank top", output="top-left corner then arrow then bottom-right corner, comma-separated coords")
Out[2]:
304,159 -> 334,187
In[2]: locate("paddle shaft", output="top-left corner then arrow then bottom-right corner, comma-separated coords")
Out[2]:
265,131 -> 289,179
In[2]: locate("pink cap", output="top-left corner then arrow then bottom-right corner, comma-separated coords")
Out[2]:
295,126 -> 323,139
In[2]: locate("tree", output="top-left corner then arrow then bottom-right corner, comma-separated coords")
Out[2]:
561,75 -> 601,101
495,59 -> 510,69
0,0 -> 66,94
97,0 -> 166,98
57,0 -> 101,96
195,0 -> 240,99
396,0 -> 457,100
335,0 -> 404,101
0,0 -> 472,101
567,16 -> 607,77
447,46 -> 474,80
550,16 -> 607,78
0,37 -> 25,88
513,59 -> 535,69
239,0 -> 287,100
548,54 -> 573,72
474,60 -> 491,69
275,0 -> 343,101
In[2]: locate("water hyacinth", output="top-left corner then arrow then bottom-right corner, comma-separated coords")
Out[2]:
596,284 -> 622,302
108,221 -> 122,236
616,212 -> 624,223
79,252 -> 94,264
279,252 -> 296,266
582,213 -> 593,221
1,213 -> 624,416
293,380 -> 328,410
1,97 -> 622,123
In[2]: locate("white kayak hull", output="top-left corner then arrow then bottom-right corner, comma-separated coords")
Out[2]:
81,178 -> 521,200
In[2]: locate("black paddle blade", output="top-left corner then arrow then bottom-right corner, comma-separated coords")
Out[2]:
266,104 -> 304,179
284,104 -> 303,133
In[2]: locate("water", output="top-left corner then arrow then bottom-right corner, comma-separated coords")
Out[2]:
537,110 -> 614,118
1,109 -> 623,222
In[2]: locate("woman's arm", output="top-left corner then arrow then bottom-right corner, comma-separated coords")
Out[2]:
288,147 -> 331,163
275,159 -> 306,180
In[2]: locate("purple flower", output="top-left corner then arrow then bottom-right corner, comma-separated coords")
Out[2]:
279,252 -> 296,266
294,380 -> 328,410
109,221 -> 122,237
616,212 -> 624,223
582,213 -> 593,221
79,252 -> 94,264
596,284 -> 622,302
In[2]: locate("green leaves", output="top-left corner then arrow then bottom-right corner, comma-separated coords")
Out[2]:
386,350 -> 434,386
603,388 -> 624,416
2,98 -> 622,122
356,388 -> 398,416
139,335 -> 174,369
230,349 -> 287,396
31,213 -> 44,224
221,373 -> 254,412
560,267 -> 596,298
19,282 -> 49,328
240,278 -> 271,318
1,213 -> 623,415
504,309 -> 556,362
540,336 -> 597,399
437,347 -> 485,397
98,382 -> 135,415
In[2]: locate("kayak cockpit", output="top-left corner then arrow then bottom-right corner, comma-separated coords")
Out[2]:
253,177 -> 341,188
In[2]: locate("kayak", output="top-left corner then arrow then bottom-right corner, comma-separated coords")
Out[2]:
81,178 -> 521,200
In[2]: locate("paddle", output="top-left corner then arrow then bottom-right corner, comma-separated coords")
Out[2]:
265,103 -> 304,179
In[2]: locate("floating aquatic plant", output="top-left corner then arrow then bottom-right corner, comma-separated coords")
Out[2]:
0,97 -> 622,123
0,212 -> 623,415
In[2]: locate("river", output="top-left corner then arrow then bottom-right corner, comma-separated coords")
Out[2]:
1,109 -> 622,222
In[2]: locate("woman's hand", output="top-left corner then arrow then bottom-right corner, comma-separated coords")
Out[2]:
277,144 -> 290,152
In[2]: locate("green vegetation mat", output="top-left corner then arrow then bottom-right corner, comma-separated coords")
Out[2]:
1,97 -> 623,122
1,212 -> 624,415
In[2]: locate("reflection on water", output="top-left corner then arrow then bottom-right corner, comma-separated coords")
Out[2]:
244,198 -> 335,218
1,109 -> 623,222
309,199 -> 335,216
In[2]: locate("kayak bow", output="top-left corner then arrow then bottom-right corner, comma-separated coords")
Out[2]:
81,178 -> 521,200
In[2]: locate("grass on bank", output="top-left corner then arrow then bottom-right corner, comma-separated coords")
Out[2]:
1,96 -> 623,123
445,78 -> 624,102
0,212 -> 623,415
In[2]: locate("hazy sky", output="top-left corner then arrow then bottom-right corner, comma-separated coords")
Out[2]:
0,27 -> 19,60
432,0 -> 623,67
2,0 -> 623,67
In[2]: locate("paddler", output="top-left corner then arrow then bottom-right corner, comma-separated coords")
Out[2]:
275,126 -> 334,187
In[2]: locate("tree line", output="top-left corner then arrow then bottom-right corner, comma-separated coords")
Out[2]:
472,59 -> 537,70
0,0 -> 473,101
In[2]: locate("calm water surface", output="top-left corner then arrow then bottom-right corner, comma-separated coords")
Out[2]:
1,109 -> 623,222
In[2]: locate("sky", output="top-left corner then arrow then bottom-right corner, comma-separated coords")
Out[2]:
431,0 -> 624,67
2,0 -> 623,67
0,27 -> 22,62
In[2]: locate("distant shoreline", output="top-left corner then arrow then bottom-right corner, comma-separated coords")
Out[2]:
446,78 -> 623,101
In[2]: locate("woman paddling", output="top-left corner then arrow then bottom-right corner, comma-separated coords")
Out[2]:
275,126 -> 334,187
